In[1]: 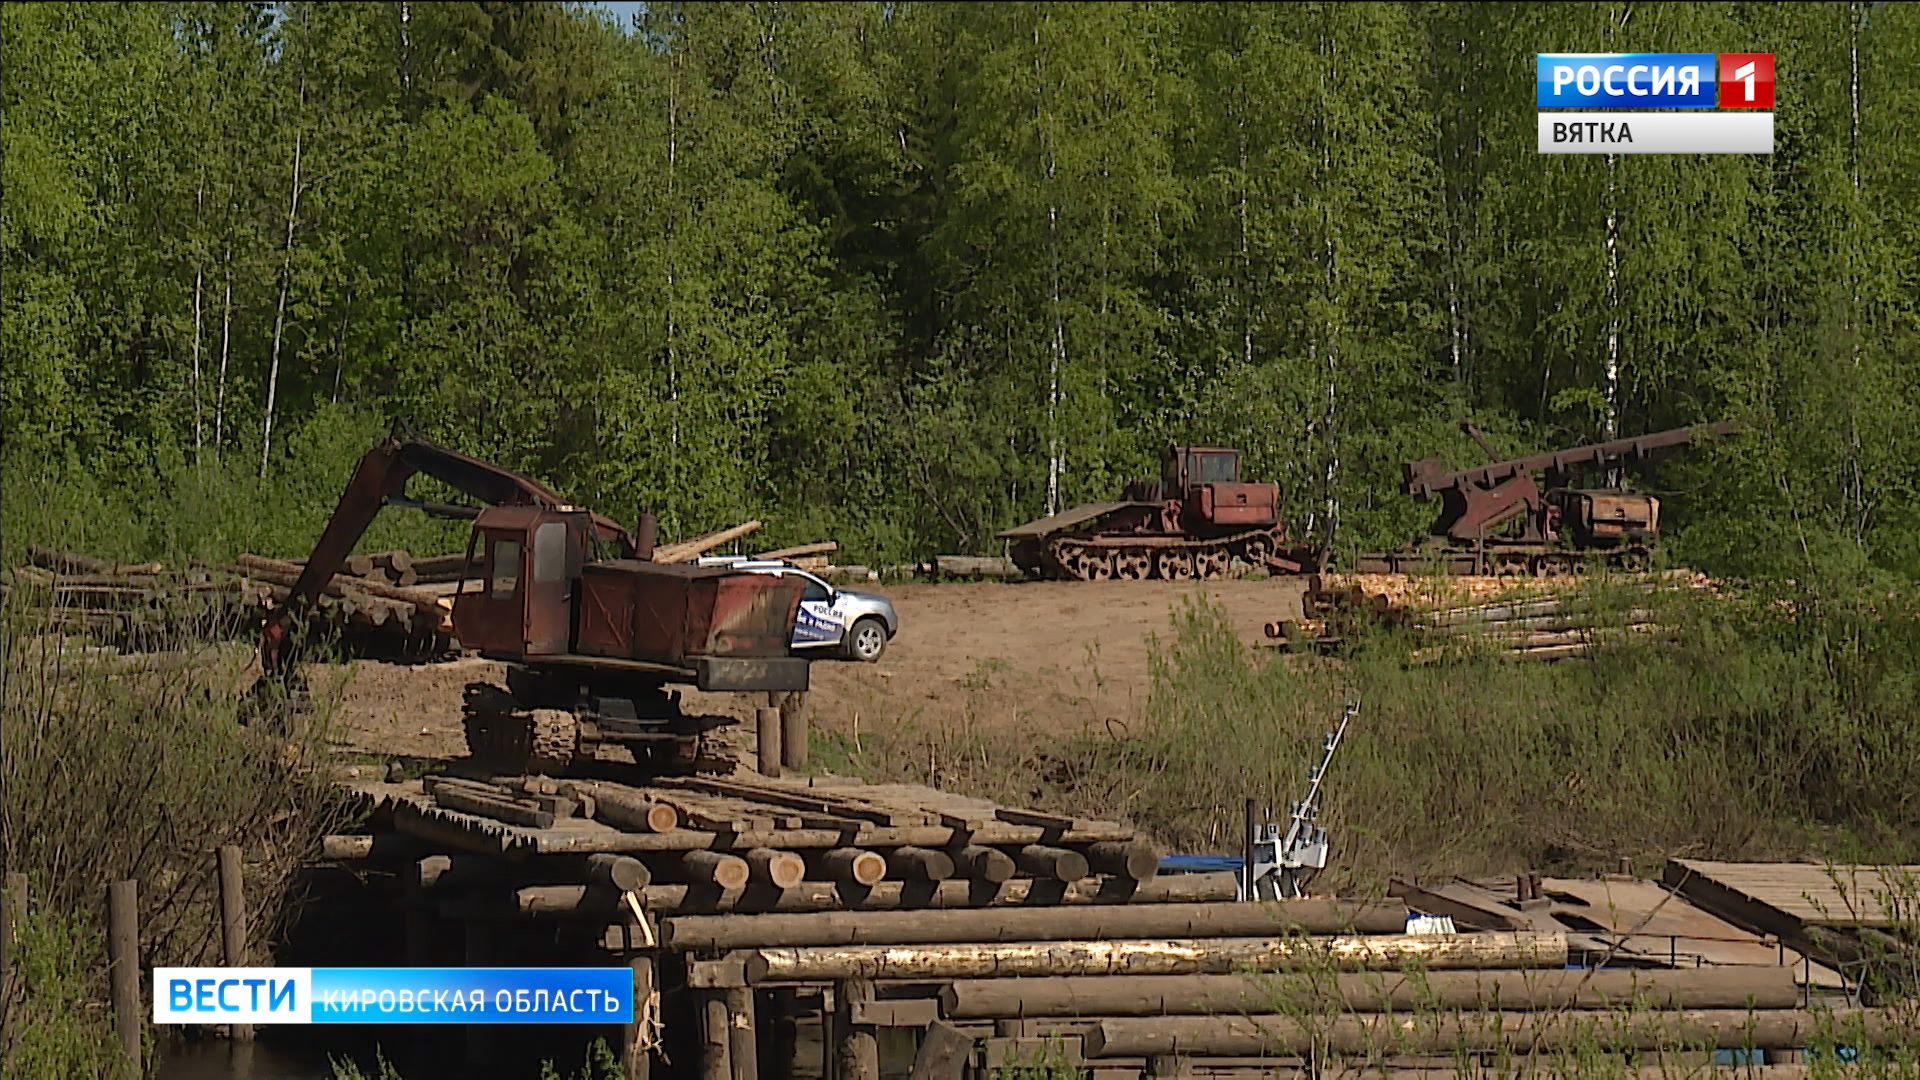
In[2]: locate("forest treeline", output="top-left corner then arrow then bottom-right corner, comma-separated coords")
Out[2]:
4,1 -> 1916,577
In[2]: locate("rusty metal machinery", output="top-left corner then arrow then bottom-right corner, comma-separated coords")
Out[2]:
1355,420 -> 1738,576
261,423 -> 809,777
999,446 -> 1320,581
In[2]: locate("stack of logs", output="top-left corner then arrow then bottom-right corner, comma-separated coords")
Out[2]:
319,767 -> 1915,1080
1266,573 -> 1697,664
3,546 -> 272,650
238,552 -> 459,660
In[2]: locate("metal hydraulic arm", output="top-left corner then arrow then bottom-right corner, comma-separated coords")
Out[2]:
1404,421 -> 1739,500
1403,421 -> 1738,544
259,429 -> 642,671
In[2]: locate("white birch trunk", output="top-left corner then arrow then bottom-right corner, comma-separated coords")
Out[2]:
1319,22 -> 1340,550
667,59 -> 680,469
261,75 -> 306,478
190,177 -> 206,457
1846,1 -> 1865,534
214,241 -> 233,460
1038,18 -> 1064,518
1601,7 -> 1627,484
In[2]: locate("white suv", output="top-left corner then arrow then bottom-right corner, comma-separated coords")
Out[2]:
696,558 -> 899,662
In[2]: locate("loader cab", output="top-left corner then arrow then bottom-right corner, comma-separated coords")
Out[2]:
1164,447 -> 1242,491
452,505 -> 595,659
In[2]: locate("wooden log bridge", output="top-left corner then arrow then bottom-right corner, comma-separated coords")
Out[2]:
1079,1007 -> 1912,1058
659,899 -> 1411,950
702,932 -> 1567,984
937,967 -> 1803,1018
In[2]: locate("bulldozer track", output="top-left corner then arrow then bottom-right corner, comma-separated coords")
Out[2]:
1350,545 -> 1653,578
462,683 -> 580,776
1044,528 -> 1280,582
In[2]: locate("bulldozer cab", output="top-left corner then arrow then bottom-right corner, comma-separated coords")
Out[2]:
1165,447 -> 1241,491
453,505 -> 595,658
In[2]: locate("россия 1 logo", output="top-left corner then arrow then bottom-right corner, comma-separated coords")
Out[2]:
1535,52 -> 1773,155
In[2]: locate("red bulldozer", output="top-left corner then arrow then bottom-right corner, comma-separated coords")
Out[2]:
260,427 -> 810,776
998,445 -> 1318,581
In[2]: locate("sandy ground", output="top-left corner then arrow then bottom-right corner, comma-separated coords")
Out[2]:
315,578 -> 1310,761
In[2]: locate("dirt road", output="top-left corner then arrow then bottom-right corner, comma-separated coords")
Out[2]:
318,578 -> 1309,759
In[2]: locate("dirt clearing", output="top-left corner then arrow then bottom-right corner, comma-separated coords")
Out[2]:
316,578 -> 1310,759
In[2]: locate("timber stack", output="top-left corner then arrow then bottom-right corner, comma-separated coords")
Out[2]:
0,545 -> 459,660
1266,570 -> 1711,663
1,546 -> 270,649
315,766 -> 1913,1080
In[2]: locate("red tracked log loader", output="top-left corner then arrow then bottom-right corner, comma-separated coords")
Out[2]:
998,446 -> 1319,581
260,426 -> 809,775
1353,420 -> 1738,576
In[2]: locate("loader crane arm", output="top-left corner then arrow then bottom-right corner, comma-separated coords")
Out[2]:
259,434 -> 642,672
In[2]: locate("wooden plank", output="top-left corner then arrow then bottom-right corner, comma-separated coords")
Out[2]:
755,542 -> 839,560
662,776 -> 925,827
847,999 -> 940,1027
996,807 -> 1079,832
908,1021 -> 976,1080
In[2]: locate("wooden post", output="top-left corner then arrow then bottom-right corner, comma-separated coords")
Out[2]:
764,988 -> 800,1080
724,985 -> 758,1080
834,980 -> 880,1080
756,707 -> 782,778
700,989 -> 733,1080
3,872 -> 25,1044
216,846 -> 254,1041
622,953 -> 657,1080
108,879 -> 142,1074
779,693 -> 808,773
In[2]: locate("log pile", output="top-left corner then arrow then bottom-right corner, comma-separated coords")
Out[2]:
1,547 -> 270,649
748,539 -> 879,583
1266,571 -> 1710,663
0,546 -> 458,660
318,763 -> 1915,1079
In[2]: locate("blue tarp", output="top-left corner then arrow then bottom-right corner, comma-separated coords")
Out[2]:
1160,854 -> 1242,874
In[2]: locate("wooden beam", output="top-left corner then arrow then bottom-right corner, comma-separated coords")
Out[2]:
743,932 -> 1567,982
939,967 -> 1803,1019
658,899 -> 1410,950
1082,1008 -> 1912,1058
908,1020 -> 975,1080
611,873 -> 1239,921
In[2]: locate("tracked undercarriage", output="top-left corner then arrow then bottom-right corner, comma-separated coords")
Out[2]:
460,668 -> 732,776
1022,527 -> 1288,582
1350,541 -> 1653,578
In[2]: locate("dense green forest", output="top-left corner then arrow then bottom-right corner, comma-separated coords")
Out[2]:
4,1 -> 1916,577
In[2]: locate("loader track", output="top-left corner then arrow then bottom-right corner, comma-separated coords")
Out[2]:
1349,545 -> 1654,578
1044,528 -> 1283,582
461,683 -> 581,776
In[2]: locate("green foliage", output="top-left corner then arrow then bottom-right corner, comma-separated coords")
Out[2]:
0,2 -> 1916,574
826,584 -> 1920,879
2,906 -> 133,1080
0,600 -> 355,1058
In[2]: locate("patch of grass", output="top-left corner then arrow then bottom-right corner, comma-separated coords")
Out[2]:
827,572 -> 1920,883
1,593 -> 353,1079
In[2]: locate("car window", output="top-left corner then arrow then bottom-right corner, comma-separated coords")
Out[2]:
801,579 -> 831,602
